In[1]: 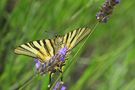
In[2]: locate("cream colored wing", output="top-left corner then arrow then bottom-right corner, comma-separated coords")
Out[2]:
62,28 -> 91,50
14,39 -> 55,63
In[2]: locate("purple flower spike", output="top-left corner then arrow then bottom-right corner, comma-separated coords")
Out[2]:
58,47 -> 68,62
34,58 -> 41,69
59,47 -> 67,56
53,82 -> 60,90
60,56 -> 65,62
96,0 -> 120,23
61,86 -> 66,90
115,0 -> 120,4
53,81 -> 67,90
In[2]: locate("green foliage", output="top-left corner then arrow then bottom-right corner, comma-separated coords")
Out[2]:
0,0 -> 135,90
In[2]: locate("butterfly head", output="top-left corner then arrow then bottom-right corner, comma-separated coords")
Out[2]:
55,35 -> 63,43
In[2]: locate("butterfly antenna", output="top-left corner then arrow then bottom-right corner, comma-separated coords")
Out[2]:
44,30 -> 58,38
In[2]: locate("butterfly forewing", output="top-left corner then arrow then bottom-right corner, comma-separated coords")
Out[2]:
14,45 -> 36,58
14,39 -> 56,63
63,28 -> 91,50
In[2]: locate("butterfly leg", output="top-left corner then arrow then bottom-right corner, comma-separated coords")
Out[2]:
65,57 -> 69,60
48,72 -> 53,88
58,63 -> 66,83
57,68 -> 63,81
48,69 -> 56,88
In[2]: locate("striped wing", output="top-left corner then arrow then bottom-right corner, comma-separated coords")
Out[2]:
62,28 -> 91,50
14,28 -> 91,63
14,39 -> 55,63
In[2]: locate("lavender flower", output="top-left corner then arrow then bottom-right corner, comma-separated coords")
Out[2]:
96,0 -> 120,23
53,81 -> 66,90
34,59 -> 41,69
59,47 -> 67,56
34,47 -> 68,75
114,0 -> 120,4
34,58 -> 46,75
58,47 -> 68,62
61,86 -> 66,90
34,47 -> 68,87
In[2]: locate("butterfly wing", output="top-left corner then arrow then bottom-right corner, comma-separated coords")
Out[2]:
14,39 -> 55,63
62,28 -> 91,50
14,28 -> 91,62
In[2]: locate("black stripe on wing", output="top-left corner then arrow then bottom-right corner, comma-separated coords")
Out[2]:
14,43 -> 37,58
49,39 -> 55,56
63,28 -> 91,49
42,39 -> 51,56
29,41 -> 45,56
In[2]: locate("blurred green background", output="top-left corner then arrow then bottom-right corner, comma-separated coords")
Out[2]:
0,0 -> 135,90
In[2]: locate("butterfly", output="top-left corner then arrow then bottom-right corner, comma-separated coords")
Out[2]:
14,28 -> 91,86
